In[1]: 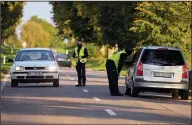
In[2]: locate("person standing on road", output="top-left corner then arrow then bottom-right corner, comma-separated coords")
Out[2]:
106,48 -> 132,96
73,39 -> 88,87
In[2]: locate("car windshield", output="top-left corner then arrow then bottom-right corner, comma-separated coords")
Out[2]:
15,50 -> 55,61
57,54 -> 69,59
141,49 -> 185,66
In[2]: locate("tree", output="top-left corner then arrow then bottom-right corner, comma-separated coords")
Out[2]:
21,20 -> 51,47
130,1 -> 191,66
20,16 -> 62,48
30,16 -> 62,48
50,2 -> 137,48
1,2 -> 24,42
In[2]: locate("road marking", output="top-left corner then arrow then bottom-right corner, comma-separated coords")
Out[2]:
69,77 -> 75,80
105,109 -> 117,116
82,89 -> 88,93
93,97 -> 101,101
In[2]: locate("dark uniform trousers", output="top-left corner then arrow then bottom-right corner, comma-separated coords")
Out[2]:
76,62 -> 86,85
106,59 -> 119,94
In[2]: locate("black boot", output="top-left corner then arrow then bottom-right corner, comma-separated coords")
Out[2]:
75,84 -> 82,87
76,80 -> 82,87
82,81 -> 86,86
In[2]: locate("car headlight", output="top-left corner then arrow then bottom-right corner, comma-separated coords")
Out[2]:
46,66 -> 57,71
15,66 -> 25,71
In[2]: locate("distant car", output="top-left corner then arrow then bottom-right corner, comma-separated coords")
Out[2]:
56,53 -> 72,68
8,48 -> 60,87
125,46 -> 189,100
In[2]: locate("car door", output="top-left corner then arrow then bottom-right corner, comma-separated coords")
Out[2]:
131,48 -> 143,79
127,49 -> 143,85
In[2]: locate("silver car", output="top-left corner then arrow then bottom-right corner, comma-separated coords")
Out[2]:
125,46 -> 189,100
8,48 -> 60,87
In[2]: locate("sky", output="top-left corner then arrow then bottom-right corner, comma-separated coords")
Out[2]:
16,2 -> 55,39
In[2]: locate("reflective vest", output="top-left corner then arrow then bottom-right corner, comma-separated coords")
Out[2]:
74,47 -> 87,63
109,50 -> 126,72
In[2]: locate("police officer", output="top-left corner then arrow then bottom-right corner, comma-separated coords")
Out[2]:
73,39 -> 88,87
106,48 -> 132,96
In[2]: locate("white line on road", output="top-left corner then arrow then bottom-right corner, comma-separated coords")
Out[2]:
69,77 -> 75,80
93,97 -> 101,101
105,109 -> 117,116
82,89 -> 89,93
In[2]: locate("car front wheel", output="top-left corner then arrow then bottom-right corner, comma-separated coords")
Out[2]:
53,79 -> 59,87
125,84 -> 131,96
11,80 -> 18,87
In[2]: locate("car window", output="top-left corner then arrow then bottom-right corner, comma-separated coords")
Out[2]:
141,49 -> 185,66
133,49 -> 142,63
15,50 -> 55,61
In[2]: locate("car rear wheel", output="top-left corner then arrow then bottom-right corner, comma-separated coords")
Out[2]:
130,81 -> 139,97
172,90 -> 179,99
125,84 -> 131,95
11,80 -> 18,87
180,90 -> 189,100
53,79 -> 59,87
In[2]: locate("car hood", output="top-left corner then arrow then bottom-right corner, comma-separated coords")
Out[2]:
14,61 -> 57,67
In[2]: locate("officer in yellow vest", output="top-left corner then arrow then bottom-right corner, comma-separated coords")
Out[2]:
73,39 -> 88,87
106,48 -> 132,96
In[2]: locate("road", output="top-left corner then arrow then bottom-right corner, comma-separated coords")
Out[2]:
1,67 -> 191,124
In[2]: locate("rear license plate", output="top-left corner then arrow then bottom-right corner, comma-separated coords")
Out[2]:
154,72 -> 172,78
28,72 -> 42,76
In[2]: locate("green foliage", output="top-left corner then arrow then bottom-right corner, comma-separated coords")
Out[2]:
1,2 -> 24,41
20,16 -> 63,48
50,2 -> 137,49
21,20 -> 51,47
131,2 -> 191,67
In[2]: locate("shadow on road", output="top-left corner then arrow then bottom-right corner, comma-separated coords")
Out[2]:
1,96 -> 191,125
2,83 -> 191,106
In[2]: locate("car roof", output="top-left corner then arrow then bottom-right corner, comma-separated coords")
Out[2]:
19,48 -> 52,51
141,46 -> 180,51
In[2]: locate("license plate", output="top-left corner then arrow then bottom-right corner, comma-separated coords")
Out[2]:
28,72 -> 42,76
154,72 -> 172,78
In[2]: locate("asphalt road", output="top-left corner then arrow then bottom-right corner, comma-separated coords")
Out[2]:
1,67 -> 191,124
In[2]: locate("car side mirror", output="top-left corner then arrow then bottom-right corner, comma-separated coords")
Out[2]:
8,58 -> 14,63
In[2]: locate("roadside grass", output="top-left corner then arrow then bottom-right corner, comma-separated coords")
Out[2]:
71,56 -> 128,76
54,48 -> 66,54
1,63 -> 12,79
1,47 -> 19,79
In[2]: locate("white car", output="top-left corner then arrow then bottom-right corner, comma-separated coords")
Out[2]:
8,48 -> 60,87
125,46 -> 189,100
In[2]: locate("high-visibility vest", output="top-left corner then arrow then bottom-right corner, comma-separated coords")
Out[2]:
109,50 -> 126,72
74,47 -> 87,63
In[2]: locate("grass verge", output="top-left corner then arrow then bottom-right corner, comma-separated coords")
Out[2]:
1,63 -> 12,79
71,57 -> 127,76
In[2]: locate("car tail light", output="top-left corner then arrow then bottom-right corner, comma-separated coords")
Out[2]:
137,61 -> 143,76
182,64 -> 188,78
